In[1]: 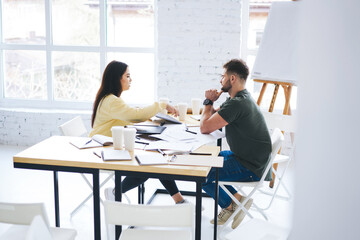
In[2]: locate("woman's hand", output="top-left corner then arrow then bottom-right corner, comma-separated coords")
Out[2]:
166,104 -> 179,117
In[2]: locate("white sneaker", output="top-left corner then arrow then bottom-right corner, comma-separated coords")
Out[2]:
104,188 -> 115,201
210,208 -> 234,225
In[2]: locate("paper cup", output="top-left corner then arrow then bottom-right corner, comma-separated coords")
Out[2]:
178,103 -> 188,121
111,126 -> 124,150
123,128 -> 136,151
159,97 -> 169,114
191,98 -> 201,115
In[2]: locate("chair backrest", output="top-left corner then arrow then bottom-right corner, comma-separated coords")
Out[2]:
259,128 -> 285,183
25,215 -> 52,240
0,202 -> 50,227
59,116 -> 88,137
262,112 -> 297,133
104,201 -> 194,228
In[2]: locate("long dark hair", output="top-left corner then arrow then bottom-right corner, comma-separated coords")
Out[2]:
91,60 -> 128,127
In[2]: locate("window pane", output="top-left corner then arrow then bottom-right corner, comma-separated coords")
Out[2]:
4,50 -> 47,99
248,0 -> 291,49
248,6 -> 269,49
107,1 -> 154,47
2,0 -> 45,44
53,52 -> 100,101
106,53 -> 154,104
52,0 -> 100,46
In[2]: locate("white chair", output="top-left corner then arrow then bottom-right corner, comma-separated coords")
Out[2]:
103,201 -> 194,240
217,128 -> 284,235
58,116 -> 130,217
25,215 -> 53,240
259,112 -> 296,210
0,202 -> 77,240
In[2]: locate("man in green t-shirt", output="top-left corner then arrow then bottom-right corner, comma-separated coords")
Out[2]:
200,59 -> 272,229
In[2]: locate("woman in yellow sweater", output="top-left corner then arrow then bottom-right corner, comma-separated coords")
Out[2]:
90,60 -> 186,204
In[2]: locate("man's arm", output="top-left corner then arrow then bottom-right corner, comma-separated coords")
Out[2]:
200,106 -> 228,134
200,89 -> 228,134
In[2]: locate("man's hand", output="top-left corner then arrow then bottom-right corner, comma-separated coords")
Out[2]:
205,89 -> 223,102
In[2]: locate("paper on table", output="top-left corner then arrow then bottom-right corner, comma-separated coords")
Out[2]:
150,124 -> 196,142
190,115 -> 201,121
146,125 -> 225,152
145,140 -> 194,152
135,152 -> 168,165
169,155 -> 224,167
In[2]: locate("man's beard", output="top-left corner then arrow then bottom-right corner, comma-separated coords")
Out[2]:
221,80 -> 232,92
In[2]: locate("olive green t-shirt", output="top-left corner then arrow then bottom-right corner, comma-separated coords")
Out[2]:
217,89 -> 272,180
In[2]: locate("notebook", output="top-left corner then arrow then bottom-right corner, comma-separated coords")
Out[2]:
70,134 -> 113,149
126,125 -> 166,134
101,149 -> 132,161
155,113 -> 182,124
135,152 -> 168,165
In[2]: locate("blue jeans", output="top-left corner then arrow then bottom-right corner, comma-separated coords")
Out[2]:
202,150 -> 260,209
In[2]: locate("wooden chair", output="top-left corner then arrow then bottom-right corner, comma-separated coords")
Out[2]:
217,128 -> 284,236
104,201 -> 194,240
58,116 -> 130,217
0,202 -> 76,240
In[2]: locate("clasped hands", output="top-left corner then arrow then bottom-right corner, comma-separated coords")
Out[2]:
205,89 -> 223,102
164,89 -> 223,117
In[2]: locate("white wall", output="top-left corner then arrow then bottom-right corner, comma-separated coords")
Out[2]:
0,0 -> 242,146
0,108 -> 92,146
292,1 -> 360,239
157,0 -> 241,104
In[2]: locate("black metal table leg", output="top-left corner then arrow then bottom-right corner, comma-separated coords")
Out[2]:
115,171 -> 122,239
92,170 -> 101,240
53,171 -> 60,227
214,168 -> 219,240
141,183 -> 145,204
195,181 -> 202,240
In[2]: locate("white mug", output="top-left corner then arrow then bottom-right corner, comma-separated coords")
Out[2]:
123,128 -> 137,151
111,126 -> 124,150
191,98 -> 202,115
159,97 -> 169,114
177,103 -> 188,121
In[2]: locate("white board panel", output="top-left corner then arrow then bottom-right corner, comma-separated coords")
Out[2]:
251,2 -> 299,85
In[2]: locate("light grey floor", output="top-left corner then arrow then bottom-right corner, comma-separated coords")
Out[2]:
0,144 -> 294,240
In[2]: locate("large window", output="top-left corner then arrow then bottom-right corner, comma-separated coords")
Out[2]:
241,0 -> 297,112
0,0 -> 155,109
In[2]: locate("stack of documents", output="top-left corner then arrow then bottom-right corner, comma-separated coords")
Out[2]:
144,124 -> 224,152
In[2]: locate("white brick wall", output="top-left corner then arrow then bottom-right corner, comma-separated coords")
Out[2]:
157,0 -> 241,104
0,0 -> 243,146
0,108 -> 92,146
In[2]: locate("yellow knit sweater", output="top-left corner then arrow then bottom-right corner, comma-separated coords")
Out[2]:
89,94 -> 166,137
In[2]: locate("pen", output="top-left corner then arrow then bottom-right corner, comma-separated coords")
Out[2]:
157,149 -> 166,156
185,129 -> 197,135
184,123 -> 197,134
93,151 -> 101,158
189,152 -> 212,156
135,141 -> 149,145
85,139 -> 92,145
